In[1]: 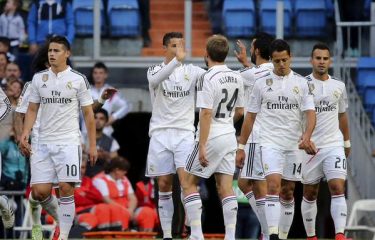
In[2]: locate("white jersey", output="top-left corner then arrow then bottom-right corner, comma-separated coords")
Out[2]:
29,66 -> 93,145
0,87 -> 11,121
196,64 -> 244,139
248,70 -> 315,150
239,62 -> 273,143
16,82 -> 41,144
305,74 -> 348,148
147,57 -> 205,135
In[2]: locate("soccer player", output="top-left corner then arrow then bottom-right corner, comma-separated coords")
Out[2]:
182,35 -> 244,240
0,86 -> 14,229
19,36 -> 97,240
235,32 -> 274,240
236,39 -> 317,240
301,43 -> 350,240
146,32 -> 205,240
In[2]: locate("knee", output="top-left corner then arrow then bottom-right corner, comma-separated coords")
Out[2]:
280,184 -> 295,201
267,180 -> 281,195
238,179 -> 252,194
58,182 -> 75,196
32,188 -> 51,201
157,177 -> 172,192
329,183 -> 345,196
303,187 -> 319,201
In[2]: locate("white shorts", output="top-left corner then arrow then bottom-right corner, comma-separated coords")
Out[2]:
240,143 -> 265,180
261,146 -> 303,181
185,134 -> 237,179
146,129 -> 194,177
30,144 -> 82,185
301,147 -> 347,185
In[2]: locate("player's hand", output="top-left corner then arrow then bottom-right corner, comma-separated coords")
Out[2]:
175,39 -> 186,62
344,147 -> 351,158
298,134 -> 317,155
236,149 -> 245,169
199,144 -> 209,167
234,40 -> 251,67
101,87 -> 117,100
19,132 -> 31,157
88,146 -> 98,166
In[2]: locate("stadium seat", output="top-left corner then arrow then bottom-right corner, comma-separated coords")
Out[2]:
364,87 -> 375,110
222,0 -> 256,38
325,0 -> 334,18
345,199 -> 375,240
294,0 -> 327,37
259,0 -> 293,37
357,57 -> 375,95
107,0 -> 141,37
72,0 -> 105,36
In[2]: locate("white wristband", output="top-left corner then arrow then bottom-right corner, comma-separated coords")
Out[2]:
237,144 -> 245,150
344,140 -> 351,148
98,96 -> 106,104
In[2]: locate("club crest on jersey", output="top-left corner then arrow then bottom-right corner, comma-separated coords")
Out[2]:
66,81 -> 73,90
42,74 -> 49,82
184,74 -> 189,81
264,164 -> 269,171
333,90 -> 340,99
149,164 -> 155,173
266,78 -> 273,86
293,86 -> 299,94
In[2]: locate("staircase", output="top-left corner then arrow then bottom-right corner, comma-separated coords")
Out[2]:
142,0 -> 212,57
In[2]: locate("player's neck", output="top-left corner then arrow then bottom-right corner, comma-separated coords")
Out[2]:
312,72 -> 329,81
164,56 -> 174,65
96,130 -> 103,138
94,82 -> 105,89
50,64 -> 68,75
256,58 -> 268,67
208,62 -> 224,69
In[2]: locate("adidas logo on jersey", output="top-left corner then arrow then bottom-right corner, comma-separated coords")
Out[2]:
267,87 -> 273,92
42,84 -> 47,88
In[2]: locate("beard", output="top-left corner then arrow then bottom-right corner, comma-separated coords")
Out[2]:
204,56 -> 208,67
250,52 -> 256,65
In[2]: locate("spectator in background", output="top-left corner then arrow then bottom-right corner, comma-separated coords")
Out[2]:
0,36 -> 16,62
0,0 -> 25,55
90,62 -> 130,136
0,51 -> 9,82
1,62 -> 22,87
27,0 -> 74,54
137,0 -> 151,47
85,108 -> 120,177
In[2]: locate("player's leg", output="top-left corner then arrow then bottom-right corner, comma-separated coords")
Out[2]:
215,173 -> 238,240
157,174 -> 174,239
0,154 -> 15,229
253,180 -> 269,240
301,183 -> 319,240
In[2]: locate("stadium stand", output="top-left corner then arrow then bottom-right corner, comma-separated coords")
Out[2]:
108,0 -> 141,37
259,0 -> 293,37
294,0 -> 327,37
345,199 -> 375,240
222,0 -> 256,38
357,57 -> 375,119
72,0 -> 106,36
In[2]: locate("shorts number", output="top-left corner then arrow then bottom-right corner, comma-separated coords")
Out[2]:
292,163 -> 302,175
66,164 -> 78,177
215,88 -> 239,118
334,157 -> 347,170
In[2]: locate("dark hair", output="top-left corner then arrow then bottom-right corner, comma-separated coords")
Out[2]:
253,32 -> 274,60
269,39 -> 291,58
311,42 -> 331,57
94,108 -> 109,122
31,44 -> 49,73
0,37 -> 10,48
105,156 -> 131,173
93,61 -> 108,72
163,32 -> 183,46
48,35 -> 70,50
206,35 -> 229,62
0,52 -> 9,63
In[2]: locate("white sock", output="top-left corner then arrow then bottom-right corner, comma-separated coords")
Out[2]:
29,193 -> 42,226
222,196 -> 238,240
245,191 -> 259,219
181,189 -> 190,227
158,191 -> 174,238
58,195 -> 75,240
331,194 -> 347,234
40,195 -> 59,224
279,198 -> 295,239
256,198 -> 269,236
265,195 -> 280,235
301,197 -> 317,237
184,193 -> 204,240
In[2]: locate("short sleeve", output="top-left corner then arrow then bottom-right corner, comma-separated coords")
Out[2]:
16,82 -> 31,113
301,80 -> 315,111
78,77 -> 94,107
29,77 -> 41,103
196,77 -> 215,109
247,80 -> 262,113
239,68 -> 255,88
338,85 -> 348,113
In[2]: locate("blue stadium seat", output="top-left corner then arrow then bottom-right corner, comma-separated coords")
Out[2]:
294,0 -> 327,37
222,0 -> 256,38
357,57 -> 375,95
325,0 -> 334,18
108,0 -> 141,37
72,0 -> 105,36
364,87 -> 375,107
259,0 -> 292,37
